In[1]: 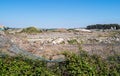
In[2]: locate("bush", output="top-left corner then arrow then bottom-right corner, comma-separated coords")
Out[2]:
21,27 -> 42,33
60,51 -> 120,76
0,55 -> 55,76
0,51 -> 119,76
67,39 -> 78,45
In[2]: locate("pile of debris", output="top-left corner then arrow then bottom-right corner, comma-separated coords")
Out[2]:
0,32 -> 65,62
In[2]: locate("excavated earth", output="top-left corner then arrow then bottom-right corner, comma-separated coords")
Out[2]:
0,30 -> 120,61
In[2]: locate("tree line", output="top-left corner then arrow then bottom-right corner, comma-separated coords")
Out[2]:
86,24 -> 120,29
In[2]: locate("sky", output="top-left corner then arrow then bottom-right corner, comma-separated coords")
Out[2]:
0,0 -> 120,28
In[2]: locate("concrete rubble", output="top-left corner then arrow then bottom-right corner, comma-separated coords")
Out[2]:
0,30 -> 120,61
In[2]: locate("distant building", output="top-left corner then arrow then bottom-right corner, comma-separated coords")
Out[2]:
0,25 -> 5,30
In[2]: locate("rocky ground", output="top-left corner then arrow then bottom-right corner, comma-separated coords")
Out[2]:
0,30 -> 120,61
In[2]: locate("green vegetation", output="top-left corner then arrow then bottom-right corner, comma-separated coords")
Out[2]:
21,27 -> 42,33
67,39 -> 78,44
87,24 -> 120,29
61,51 -> 120,76
0,55 -> 55,76
0,51 -> 119,76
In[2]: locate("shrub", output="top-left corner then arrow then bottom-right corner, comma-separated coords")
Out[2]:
0,51 -> 119,76
21,27 -> 42,33
60,51 -> 120,76
0,55 -> 55,76
67,39 -> 78,45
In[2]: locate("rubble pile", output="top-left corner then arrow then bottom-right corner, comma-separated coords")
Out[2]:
0,30 -> 120,61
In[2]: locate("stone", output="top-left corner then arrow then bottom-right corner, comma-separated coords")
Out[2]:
52,38 -> 64,44
52,55 -> 65,61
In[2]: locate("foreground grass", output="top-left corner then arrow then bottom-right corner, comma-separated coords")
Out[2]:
0,51 -> 119,76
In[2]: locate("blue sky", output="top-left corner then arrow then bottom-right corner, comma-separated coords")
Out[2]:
0,0 -> 120,28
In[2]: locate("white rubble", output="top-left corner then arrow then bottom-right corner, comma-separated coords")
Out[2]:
52,38 -> 64,44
